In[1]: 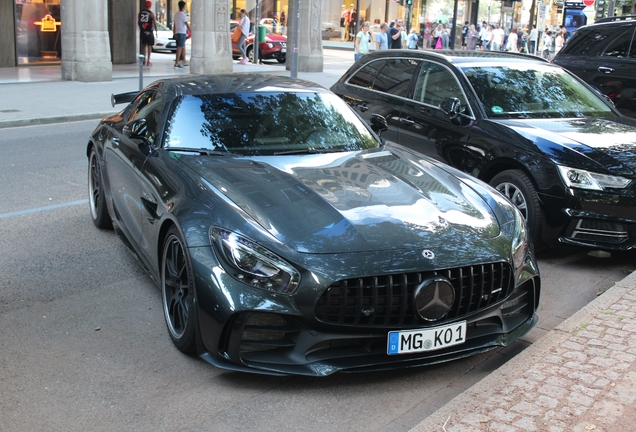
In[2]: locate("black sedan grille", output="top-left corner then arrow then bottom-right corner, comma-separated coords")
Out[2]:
314,263 -> 513,328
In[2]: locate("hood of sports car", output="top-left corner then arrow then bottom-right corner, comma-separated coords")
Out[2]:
183,148 -> 501,253
495,117 -> 636,175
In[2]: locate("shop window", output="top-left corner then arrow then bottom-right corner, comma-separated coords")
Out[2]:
15,0 -> 62,64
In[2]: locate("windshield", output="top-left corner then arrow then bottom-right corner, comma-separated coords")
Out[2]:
164,91 -> 379,155
461,63 -> 614,119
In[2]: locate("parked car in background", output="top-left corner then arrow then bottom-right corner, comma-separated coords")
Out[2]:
87,74 -> 539,376
553,15 -> 636,118
230,21 -> 286,63
331,50 -> 636,252
153,22 -> 176,53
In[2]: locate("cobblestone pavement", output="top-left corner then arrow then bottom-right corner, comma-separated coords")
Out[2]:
412,271 -> 636,432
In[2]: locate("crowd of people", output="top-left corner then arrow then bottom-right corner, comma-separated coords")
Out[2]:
349,16 -> 571,61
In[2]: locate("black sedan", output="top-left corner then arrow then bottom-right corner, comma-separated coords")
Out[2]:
87,74 -> 539,376
331,50 -> 636,252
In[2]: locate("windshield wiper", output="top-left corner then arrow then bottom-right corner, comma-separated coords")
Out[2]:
273,148 -> 346,155
166,147 -> 236,156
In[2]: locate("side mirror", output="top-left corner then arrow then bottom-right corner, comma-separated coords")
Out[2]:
370,113 -> 388,135
440,97 -> 463,119
122,118 -> 148,140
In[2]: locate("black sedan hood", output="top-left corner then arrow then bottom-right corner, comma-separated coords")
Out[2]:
181,147 -> 500,254
495,117 -> 636,175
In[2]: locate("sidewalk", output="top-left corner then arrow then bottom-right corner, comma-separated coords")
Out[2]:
412,270 -> 636,432
2,45 -> 635,432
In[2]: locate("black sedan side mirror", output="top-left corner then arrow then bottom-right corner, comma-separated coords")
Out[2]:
370,114 -> 388,135
122,118 -> 148,140
440,97 -> 463,119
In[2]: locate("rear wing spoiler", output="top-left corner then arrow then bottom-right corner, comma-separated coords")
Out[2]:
111,91 -> 139,107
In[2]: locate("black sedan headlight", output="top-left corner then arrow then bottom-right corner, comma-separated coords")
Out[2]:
510,208 -> 529,269
211,228 -> 301,294
558,165 -> 631,190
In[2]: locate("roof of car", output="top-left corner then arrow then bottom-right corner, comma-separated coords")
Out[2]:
360,49 -> 550,66
155,74 -> 327,96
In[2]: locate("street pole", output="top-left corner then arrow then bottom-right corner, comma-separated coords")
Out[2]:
290,0 -> 300,78
254,1 -> 260,64
138,54 -> 144,90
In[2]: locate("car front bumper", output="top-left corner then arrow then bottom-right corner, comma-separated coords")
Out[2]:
190,244 -> 541,376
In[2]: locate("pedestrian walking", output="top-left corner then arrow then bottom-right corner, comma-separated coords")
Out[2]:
237,8 -> 250,64
375,22 -> 389,50
467,24 -> 477,50
389,18 -> 404,49
173,0 -> 190,68
529,25 -> 538,54
407,28 -> 419,49
138,1 -> 157,66
542,30 -> 554,60
354,21 -> 372,61
461,21 -> 469,50
280,11 -> 286,36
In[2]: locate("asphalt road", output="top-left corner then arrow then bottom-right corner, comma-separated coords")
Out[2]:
1,121 -> 634,432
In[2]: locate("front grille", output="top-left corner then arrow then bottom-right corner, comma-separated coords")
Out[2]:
314,263 -> 513,328
570,219 -> 628,244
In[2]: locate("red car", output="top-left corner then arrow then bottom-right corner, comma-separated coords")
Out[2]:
230,21 -> 286,63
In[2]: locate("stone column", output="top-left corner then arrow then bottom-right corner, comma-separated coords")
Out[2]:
61,0 -> 112,82
190,0 -> 233,74
287,0 -> 323,73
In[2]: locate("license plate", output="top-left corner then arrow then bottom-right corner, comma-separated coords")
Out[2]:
387,321 -> 466,355
280,49 -> 286,53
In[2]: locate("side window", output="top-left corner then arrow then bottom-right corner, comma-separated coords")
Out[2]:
373,58 -> 419,97
412,61 -> 470,114
347,59 -> 387,88
128,90 -> 163,144
602,27 -> 635,57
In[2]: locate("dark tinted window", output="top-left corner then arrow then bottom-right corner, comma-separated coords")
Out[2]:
373,58 -> 418,97
128,90 -> 163,143
561,25 -> 633,56
348,59 -> 387,88
164,92 -> 378,155
603,27 -> 635,57
413,61 -> 469,113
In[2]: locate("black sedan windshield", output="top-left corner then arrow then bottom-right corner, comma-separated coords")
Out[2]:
461,63 -> 614,119
164,91 -> 379,155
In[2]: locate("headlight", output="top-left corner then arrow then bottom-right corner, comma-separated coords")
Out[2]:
510,207 -> 529,269
557,165 -> 631,190
211,228 -> 300,294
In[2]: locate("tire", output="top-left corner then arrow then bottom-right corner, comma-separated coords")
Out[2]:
87,147 -> 112,230
277,56 -> 286,64
161,226 -> 197,354
489,170 -> 547,253
246,46 -> 254,63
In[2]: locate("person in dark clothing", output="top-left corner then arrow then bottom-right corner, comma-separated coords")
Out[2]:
389,18 -> 403,49
138,0 -> 157,66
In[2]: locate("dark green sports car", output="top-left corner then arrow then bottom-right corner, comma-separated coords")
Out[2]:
87,74 -> 540,376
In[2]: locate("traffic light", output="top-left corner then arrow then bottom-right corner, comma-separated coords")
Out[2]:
596,0 -> 607,19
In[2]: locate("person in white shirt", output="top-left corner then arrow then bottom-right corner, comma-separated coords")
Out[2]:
490,23 -> 505,51
173,0 -> 190,68
529,25 -> 538,55
238,9 -> 250,64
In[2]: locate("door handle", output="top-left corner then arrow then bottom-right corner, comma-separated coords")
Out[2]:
358,103 -> 368,112
598,67 -> 614,74
400,117 -> 415,126
111,137 -> 120,148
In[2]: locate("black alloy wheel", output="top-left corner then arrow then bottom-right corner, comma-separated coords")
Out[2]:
88,147 -> 112,230
161,226 -> 197,354
490,169 -> 546,252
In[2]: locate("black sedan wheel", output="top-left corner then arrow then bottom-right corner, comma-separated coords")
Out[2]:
88,147 -> 112,230
490,170 -> 546,252
161,226 -> 197,354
